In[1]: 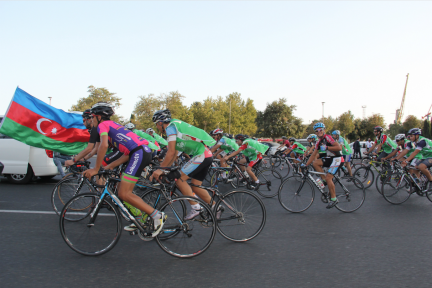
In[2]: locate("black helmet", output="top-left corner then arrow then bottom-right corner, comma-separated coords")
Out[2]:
374,126 -> 383,132
407,128 -> 421,135
152,109 -> 171,123
90,102 -> 114,117
82,109 -> 91,119
235,134 -> 246,141
289,137 -> 296,142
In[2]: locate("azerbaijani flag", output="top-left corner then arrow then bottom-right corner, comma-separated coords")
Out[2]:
0,87 -> 90,154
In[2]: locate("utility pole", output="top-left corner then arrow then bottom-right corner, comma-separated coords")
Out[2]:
321,102 -> 325,121
362,106 -> 366,119
48,97 -> 52,105
229,99 -> 231,134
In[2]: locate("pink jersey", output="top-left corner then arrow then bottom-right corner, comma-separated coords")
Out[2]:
98,121 -> 150,155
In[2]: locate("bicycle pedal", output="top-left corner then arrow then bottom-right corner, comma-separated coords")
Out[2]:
129,231 -> 138,236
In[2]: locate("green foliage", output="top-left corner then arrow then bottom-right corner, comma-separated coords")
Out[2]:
387,123 -> 405,139
255,98 -> 305,139
335,111 -> 355,137
70,85 -> 124,124
423,120 -> 431,138
402,115 -> 422,133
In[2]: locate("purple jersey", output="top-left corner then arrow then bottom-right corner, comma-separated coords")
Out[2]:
97,121 -> 150,155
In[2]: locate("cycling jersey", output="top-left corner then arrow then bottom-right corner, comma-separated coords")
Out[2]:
315,134 -> 342,157
375,134 -> 397,153
337,136 -> 353,155
218,136 -> 239,153
290,141 -> 306,154
406,136 -> 432,159
97,121 -> 152,156
239,139 -> 269,161
88,127 -> 100,146
165,119 -> 215,157
283,140 -> 291,148
133,129 -> 161,151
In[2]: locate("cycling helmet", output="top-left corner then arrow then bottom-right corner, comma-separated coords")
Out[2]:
306,134 -> 317,140
152,109 -> 171,123
395,134 -> 406,141
289,137 -> 296,142
332,130 -> 341,136
125,123 -> 135,130
281,136 -> 287,140
313,122 -> 325,130
90,102 -> 115,117
235,134 -> 246,141
211,128 -> 223,135
82,109 -> 92,119
407,128 -> 421,135
374,126 -> 383,132
146,128 -> 154,134
227,134 -> 234,139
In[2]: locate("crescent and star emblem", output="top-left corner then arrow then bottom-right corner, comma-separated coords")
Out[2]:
36,118 -> 58,135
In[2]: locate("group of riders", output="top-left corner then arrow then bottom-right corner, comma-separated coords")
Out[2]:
65,102 -> 432,236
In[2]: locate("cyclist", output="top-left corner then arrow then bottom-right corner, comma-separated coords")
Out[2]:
388,133 -> 421,179
331,130 -> 353,176
303,122 -> 343,209
150,109 -> 216,220
210,128 -> 239,180
223,134 -> 268,190
276,136 -> 290,154
400,128 -> 432,191
305,134 -> 318,157
83,102 -> 166,237
364,126 -> 397,164
282,137 -> 306,163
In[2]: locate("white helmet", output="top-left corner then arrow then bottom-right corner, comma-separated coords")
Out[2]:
395,134 -> 406,141
146,128 -> 154,134
125,123 -> 135,130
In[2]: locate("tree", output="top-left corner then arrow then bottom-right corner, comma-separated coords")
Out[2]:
423,120 -> 431,138
403,115 -> 422,133
335,111 -> 355,137
163,91 -> 194,124
133,93 -> 161,130
70,85 -> 124,124
255,98 -> 305,139
387,123 -> 404,139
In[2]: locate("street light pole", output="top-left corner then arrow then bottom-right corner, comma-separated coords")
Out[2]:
229,99 -> 231,134
48,97 -> 52,105
322,102 -> 325,121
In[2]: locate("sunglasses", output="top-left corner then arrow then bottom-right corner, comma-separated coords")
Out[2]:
314,128 -> 324,133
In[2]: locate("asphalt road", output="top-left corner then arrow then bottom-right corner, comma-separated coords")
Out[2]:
1,173 -> 432,288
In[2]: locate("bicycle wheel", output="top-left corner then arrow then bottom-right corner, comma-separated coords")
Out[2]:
52,176 -> 96,218
270,156 -> 282,169
381,173 -> 411,205
275,159 -> 290,178
278,176 -> 315,213
334,177 -> 365,213
215,190 -> 266,242
155,196 -> 216,258
353,166 -> 374,189
59,193 -> 122,256
256,169 -> 283,198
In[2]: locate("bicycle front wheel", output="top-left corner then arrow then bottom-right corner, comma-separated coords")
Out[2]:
256,169 -> 283,198
381,173 -> 411,205
278,176 -> 314,213
353,166 -> 374,189
276,159 -> 290,178
216,190 -> 266,242
334,177 -> 365,213
59,193 -> 122,256
155,196 -> 216,258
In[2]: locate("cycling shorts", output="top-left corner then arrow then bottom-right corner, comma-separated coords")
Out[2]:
247,154 -> 263,168
343,154 -> 352,163
420,158 -> 432,168
377,151 -> 391,161
103,150 -> 123,167
321,156 -> 344,175
122,146 -> 152,183
181,153 -> 213,182
219,151 -> 227,157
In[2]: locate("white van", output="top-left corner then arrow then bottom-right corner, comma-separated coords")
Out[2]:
0,115 -> 59,184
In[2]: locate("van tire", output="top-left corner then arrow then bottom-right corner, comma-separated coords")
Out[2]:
6,164 -> 34,184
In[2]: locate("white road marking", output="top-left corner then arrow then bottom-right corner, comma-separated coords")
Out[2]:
0,209 -> 113,216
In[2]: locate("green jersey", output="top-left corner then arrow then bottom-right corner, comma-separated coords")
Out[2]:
291,141 -> 306,154
152,132 -> 168,147
337,136 -> 353,155
132,129 -> 160,151
166,119 -> 216,157
218,136 -> 239,153
240,139 -> 269,161
375,134 -> 397,153
407,136 -> 432,159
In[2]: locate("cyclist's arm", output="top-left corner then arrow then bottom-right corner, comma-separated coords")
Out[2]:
160,140 -> 177,167
225,148 -> 241,159
383,149 -> 398,160
365,142 -> 377,154
65,143 -> 94,166
404,149 -> 420,163
306,149 -> 318,166
84,142 -> 100,161
83,135 -> 108,178
393,149 -> 410,161
214,148 -> 223,157
210,144 -> 221,153
327,140 -> 342,152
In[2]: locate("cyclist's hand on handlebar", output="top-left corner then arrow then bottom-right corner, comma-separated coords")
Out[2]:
64,159 -> 74,167
83,168 -> 98,179
151,169 -> 163,182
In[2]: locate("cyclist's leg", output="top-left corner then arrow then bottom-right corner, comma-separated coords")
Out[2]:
312,158 -> 325,181
246,156 -> 261,182
418,158 -> 432,181
345,154 -> 353,176
325,156 -> 344,206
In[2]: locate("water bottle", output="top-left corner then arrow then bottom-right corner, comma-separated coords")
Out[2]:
412,174 -> 420,184
243,171 -> 250,178
123,201 -> 148,224
315,178 -> 325,189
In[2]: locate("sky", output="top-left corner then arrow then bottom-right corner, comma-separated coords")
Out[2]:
1,1 -> 431,127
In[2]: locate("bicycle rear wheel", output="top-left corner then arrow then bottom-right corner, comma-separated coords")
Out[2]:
275,159 -> 290,178
270,156 -> 282,168
216,190 -> 266,242
334,177 -> 365,213
59,193 -> 122,256
381,173 -> 411,205
353,166 -> 374,189
52,176 -> 96,218
278,176 -> 314,213
155,196 -> 216,258
256,169 -> 282,198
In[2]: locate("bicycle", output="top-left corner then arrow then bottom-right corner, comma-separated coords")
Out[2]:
353,158 -> 392,192
278,168 -> 366,213
59,168 -> 216,258
381,161 -> 431,205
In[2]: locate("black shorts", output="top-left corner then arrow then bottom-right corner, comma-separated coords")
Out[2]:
184,156 -> 213,182
103,150 -> 123,166
321,156 -> 344,175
